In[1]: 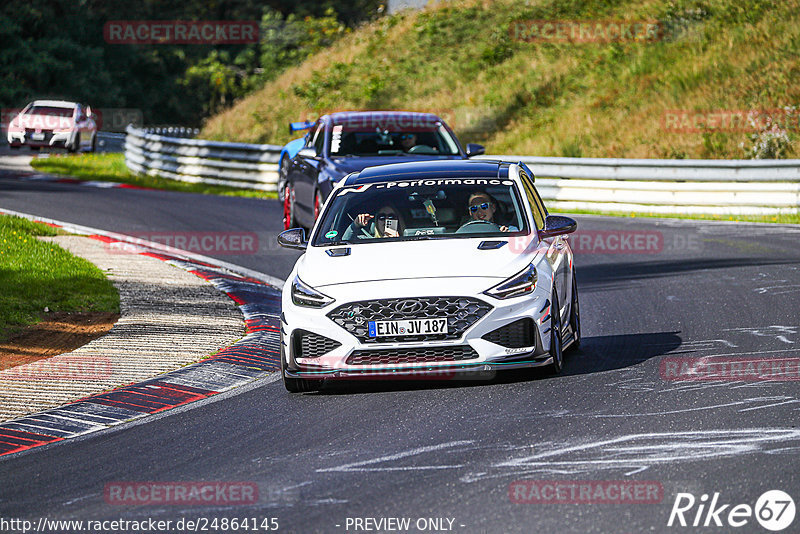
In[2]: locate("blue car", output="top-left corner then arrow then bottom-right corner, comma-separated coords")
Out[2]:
277,120 -> 315,201
281,111 -> 485,230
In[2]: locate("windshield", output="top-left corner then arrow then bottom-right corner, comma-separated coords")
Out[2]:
26,106 -> 75,117
312,178 -> 529,246
329,115 -> 460,157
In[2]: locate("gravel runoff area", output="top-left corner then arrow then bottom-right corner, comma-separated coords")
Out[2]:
0,235 -> 245,422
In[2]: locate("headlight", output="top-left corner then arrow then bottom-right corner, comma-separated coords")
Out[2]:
291,275 -> 334,308
483,264 -> 537,299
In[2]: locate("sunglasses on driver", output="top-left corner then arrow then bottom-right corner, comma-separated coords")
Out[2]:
469,202 -> 491,213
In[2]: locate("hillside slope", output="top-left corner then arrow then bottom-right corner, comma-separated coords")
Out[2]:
201,0 -> 799,159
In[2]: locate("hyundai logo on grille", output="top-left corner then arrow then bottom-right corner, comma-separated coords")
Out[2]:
394,299 -> 423,314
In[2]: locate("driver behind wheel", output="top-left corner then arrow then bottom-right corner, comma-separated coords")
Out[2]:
467,192 -> 516,232
399,133 -> 417,152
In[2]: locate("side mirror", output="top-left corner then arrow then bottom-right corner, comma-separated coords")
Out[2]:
297,147 -> 319,160
538,215 -> 577,239
277,228 -> 308,250
465,143 -> 485,157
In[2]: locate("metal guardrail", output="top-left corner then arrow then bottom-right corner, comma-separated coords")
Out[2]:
125,126 -> 281,191
125,127 -> 800,214
145,127 -> 200,138
477,155 -> 800,215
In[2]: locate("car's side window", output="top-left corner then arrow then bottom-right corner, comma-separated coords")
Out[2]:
306,123 -> 321,148
520,174 -> 545,230
313,123 -> 326,155
531,185 -> 549,219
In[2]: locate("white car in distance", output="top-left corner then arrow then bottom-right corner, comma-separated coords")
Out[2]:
6,100 -> 97,152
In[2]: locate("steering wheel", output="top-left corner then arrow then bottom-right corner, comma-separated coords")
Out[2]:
455,220 -> 501,234
408,144 -> 437,154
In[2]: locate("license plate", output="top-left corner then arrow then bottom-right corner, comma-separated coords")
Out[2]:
368,318 -> 448,337
31,133 -> 45,140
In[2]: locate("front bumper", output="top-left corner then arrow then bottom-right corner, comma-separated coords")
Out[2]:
7,129 -> 72,148
281,277 -> 553,380
282,356 -> 553,379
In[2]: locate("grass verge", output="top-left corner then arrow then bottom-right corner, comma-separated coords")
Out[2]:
0,215 -> 120,341
30,153 -> 277,199
202,0 -> 799,160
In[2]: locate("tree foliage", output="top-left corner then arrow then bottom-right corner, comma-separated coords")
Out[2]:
0,0 -> 381,126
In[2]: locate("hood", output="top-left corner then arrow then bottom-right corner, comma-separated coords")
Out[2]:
329,155 -> 462,176
297,238 -> 539,288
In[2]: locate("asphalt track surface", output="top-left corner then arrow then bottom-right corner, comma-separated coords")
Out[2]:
1,168 -> 799,533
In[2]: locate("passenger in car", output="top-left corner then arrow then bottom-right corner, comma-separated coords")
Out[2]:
343,205 -> 406,239
466,192 -> 516,232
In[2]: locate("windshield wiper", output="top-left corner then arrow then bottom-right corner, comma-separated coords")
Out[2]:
404,234 -> 441,241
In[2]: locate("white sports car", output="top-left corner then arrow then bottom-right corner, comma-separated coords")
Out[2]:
6,100 -> 97,152
277,159 -> 580,392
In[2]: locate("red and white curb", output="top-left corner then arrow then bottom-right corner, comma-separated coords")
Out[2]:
0,208 -> 285,457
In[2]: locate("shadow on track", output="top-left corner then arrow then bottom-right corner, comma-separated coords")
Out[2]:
303,331 -> 682,395
578,257 -> 800,286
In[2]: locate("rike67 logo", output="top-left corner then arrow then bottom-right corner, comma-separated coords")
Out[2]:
668,490 -> 795,531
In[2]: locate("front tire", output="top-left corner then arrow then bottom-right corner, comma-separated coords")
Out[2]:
548,289 -> 564,374
283,183 -> 296,231
567,270 -> 581,351
67,133 -> 80,153
278,156 -> 290,199
313,190 -> 323,221
283,373 -> 322,393
281,335 -> 322,393
89,133 -> 97,153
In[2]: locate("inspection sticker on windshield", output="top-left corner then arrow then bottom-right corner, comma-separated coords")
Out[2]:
369,318 -> 448,337
325,230 -> 338,239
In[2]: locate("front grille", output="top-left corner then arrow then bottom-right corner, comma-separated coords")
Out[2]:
25,129 -> 53,142
346,346 -> 479,365
482,318 -> 535,348
327,297 -> 492,343
293,330 -> 341,359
